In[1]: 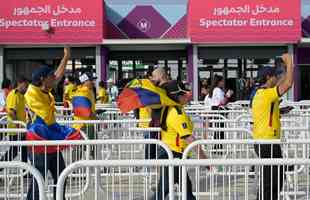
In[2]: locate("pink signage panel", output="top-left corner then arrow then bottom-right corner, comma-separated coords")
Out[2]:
0,0 -> 104,44
189,0 -> 301,43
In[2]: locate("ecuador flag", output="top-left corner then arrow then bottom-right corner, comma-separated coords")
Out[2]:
117,79 -> 178,113
72,86 -> 95,118
24,84 -> 81,153
26,117 -> 81,153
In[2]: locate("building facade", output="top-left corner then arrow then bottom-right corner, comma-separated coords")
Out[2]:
0,0 -> 306,101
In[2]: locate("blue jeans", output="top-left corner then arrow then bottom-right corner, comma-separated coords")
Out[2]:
27,152 -> 66,200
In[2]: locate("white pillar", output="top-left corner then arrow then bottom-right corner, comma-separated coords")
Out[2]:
0,47 -> 3,84
193,45 -> 199,101
95,46 -> 101,86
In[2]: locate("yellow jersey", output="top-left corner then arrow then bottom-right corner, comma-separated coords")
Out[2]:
64,83 -> 76,102
6,89 -> 26,129
252,87 -> 281,139
24,84 -> 56,126
97,87 -> 108,104
161,106 -> 193,153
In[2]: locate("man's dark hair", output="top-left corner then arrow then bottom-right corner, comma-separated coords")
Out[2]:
17,76 -> 29,84
12,76 -> 29,88
258,77 -> 268,85
145,69 -> 153,79
67,76 -> 75,83
1,79 -> 11,89
99,81 -> 106,88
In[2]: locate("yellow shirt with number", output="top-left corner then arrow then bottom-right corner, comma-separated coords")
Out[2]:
161,106 -> 193,153
252,87 -> 281,139
6,89 -> 26,129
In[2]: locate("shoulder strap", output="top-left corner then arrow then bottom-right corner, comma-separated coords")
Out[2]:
160,106 -> 182,131
174,106 -> 182,115
160,107 -> 169,131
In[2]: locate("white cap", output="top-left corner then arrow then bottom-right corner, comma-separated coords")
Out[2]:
79,73 -> 97,83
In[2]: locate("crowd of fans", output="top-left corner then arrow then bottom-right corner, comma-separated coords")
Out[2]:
0,48 -> 294,200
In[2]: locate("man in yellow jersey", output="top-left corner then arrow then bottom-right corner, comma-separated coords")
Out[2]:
97,81 -> 108,104
24,47 -> 76,200
72,72 -> 97,139
252,54 -> 293,200
151,80 -> 207,200
63,76 -> 76,108
0,77 -> 28,164
145,67 -> 169,160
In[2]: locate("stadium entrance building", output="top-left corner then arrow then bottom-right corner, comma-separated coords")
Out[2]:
187,0 -> 300,100
0,0 -> 306,101
102,0 -> 190,89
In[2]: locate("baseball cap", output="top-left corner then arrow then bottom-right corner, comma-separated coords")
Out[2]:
32,65 -> 55,83
79,72 -> 97,83
258,66 -> 283,80
164,80 -> 192,102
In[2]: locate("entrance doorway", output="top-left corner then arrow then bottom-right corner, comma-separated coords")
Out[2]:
4,47 -> 96,101
108,49 -> 188,90
197,46 -> 288,101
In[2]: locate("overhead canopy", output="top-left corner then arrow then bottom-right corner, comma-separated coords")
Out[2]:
109,50 -> 187,60
5,47 -> 95,60
198,46 -> 288,59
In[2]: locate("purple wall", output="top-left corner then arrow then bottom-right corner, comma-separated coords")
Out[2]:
187,45 -> 193,84
100,46 -> 109,82
297,47 -> 310,64
294,46 -> 300,101
302,0 -> 310,37
105,2 -> 187,39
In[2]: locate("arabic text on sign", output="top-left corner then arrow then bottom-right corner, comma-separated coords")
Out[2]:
213,4 -> 280,16
13,5 -> 82,16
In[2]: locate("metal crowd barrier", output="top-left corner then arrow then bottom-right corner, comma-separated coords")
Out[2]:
58,119 -> 152,140
0,161 -> 46,200
0,138 -> 171,200
0,128 -> 88,200
0,129 -> 309,200
56,159 -> 175,200
182,140 -> 310,200
181,158 -> 310,200
55,157 -> 310,200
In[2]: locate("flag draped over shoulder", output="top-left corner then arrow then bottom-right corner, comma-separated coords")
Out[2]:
26,117 -> 81,153
24,84 -> 80,153
72,86 -> 95,118
117,79 -> 178,113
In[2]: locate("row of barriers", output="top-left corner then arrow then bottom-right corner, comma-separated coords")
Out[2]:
1,99 -> 310,200
0,139 -> 310,200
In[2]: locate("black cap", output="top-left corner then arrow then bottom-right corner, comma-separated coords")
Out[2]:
32,65 -> 54,83
164,80 -> 190,102
258,66 -> 283,80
